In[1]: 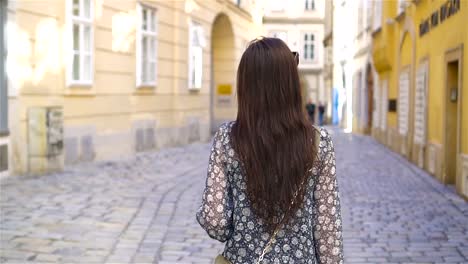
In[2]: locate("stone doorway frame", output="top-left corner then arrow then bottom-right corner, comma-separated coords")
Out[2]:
443,44 -> 464,192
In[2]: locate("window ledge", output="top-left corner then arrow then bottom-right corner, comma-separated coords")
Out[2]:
134,86 -> 156,95
188,87 -> 202,93
372,27 -> 382,36
0,131 -> 10,137
64,87 -> 96,97
136,83 -> 157,89
395,11 -> 405,22
68,81 -> 93,87
356,30 -> 364,39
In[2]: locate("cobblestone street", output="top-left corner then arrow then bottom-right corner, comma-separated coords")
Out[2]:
1,128 -> 468,264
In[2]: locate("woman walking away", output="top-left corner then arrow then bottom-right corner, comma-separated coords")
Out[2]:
196,37 -> 343,264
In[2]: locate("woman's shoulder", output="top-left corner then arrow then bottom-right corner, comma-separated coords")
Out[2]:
212,122 -> 236,147
312,126 -> 334,159
220,121 -> 236,130
215,121 -> 236,137
311,126 -> 332,141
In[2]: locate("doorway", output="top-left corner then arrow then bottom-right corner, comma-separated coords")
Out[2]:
365,64 -> 374,133
444,48 -> 462,185
210,14 -> 235,134
0,0 -> 7,136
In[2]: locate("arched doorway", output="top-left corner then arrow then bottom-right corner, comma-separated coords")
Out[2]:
210,14 -> 236,133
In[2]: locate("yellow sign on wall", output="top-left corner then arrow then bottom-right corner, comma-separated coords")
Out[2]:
217,84 -> 232,95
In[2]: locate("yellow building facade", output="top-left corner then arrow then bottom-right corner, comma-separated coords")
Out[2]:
372,0 -> 468,198
2,0 -> 263,175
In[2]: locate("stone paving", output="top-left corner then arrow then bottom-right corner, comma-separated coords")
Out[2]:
0,128 -> 467,263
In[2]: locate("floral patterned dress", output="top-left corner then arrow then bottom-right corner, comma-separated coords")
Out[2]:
196,122 -> 343,264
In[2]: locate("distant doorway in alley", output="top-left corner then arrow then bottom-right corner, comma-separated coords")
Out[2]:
0,0 -> 8,174
0,0 -> 7,135
210,14 -> 236,134
444,47 -> 462,186
365,63 -> 373,134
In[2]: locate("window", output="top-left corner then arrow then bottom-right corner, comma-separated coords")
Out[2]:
380,80 -> 388,130
269,31 -> 287,43
69,0 -> 93,85
305,0 -> 315,10
188,21 -> 205,90
373,77 -> 380,128
302,33 -> 315,62
414,62 -> 428,144
136,4 -> 157,87
397,0 -> 406,15
398,71 -> 410,135
0,0 -> 7,134
373,0 -> 382,30
366,0 -> 372,29
357,0 -> 364,33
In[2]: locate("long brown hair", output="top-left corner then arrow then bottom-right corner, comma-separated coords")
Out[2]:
231,37 -> 317,231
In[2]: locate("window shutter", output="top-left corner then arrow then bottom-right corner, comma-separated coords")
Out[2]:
414,62 -> 428,144
381,80 -> 388,130
398,71 -> 410,135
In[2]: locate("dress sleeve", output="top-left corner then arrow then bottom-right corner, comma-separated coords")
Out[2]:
313,129 -> 344,264
196,124 -> 234,242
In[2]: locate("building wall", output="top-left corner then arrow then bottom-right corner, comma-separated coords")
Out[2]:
332,0 -> 357,131
6,0 -> 263,175
372,0 -> 468,198
351,0 -> 376,135
263,0 -> 325,106
0,0 -> 17,178
323,0 -> 333,122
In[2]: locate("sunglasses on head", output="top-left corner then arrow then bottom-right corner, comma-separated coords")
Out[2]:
292,52 -> 299,65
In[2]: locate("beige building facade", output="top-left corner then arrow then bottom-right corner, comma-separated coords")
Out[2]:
323,0 -> 333,123
263,0 -> 325,107
0,0 -> 7,178
2,0 -> 263,175
352,0 -> 379,135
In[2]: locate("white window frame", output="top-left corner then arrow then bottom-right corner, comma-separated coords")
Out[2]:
188,20 -> 205,90
67,0 -> 94,86
373,0 -> 382,31
136,3 -> 158,87
357,0 -> 364,34
397,0 -> 406,16
398,70 -> 410,136
365,0 -> 372,29
305,0 -> 315,11
414,61 -> 428,145
269,30 -> 288,43
380,80 -> 388,130
301,32 -> 316,63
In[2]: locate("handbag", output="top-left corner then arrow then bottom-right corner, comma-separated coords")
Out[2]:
214,254 -> 232,264
214,128 -> 320,264
213,209 -> 289,264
